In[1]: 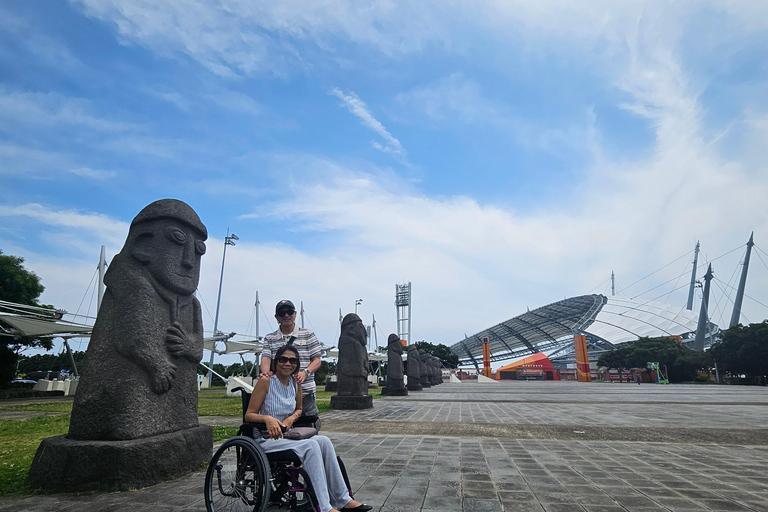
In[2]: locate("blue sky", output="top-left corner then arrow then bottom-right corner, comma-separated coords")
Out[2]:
1,1 -> 767,364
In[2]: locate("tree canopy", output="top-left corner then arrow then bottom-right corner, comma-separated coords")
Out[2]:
0,250 -> 55,386
710,321 -> 768,384
413,341 -> 459,368
597,336 -> 712,383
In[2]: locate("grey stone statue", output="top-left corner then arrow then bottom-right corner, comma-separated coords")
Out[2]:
431,356 -> 442,385
418,349 -> 432,388
426,355 -> 435,385
330,313 -> 372,409
29,199 -> 213,492
406,344 -> 422,391
382,334 -> 407,396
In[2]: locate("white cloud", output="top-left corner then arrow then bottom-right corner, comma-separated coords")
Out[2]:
330,87 -> 405,159
0,88 -> 137,132
0,203 -> 128,249
207,90 -> 262,118
69,167 -> 118,179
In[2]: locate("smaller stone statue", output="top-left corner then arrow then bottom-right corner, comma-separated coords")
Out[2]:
406,345 -> 422,391
426,355 -> 435,385
418,349 -> 432,388
382,334 -> 407,396
330,313 -> 373,409
431,356 -> 442,385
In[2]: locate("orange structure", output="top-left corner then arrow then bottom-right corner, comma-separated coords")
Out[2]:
481,336 -> 492,378
573,334 -> 591,382
495,352 -> 559,380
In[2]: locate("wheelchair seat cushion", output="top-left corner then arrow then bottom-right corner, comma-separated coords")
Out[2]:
266,449 -> 302,465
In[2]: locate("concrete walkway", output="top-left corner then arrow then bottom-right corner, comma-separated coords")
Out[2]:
2,381 -> 768,511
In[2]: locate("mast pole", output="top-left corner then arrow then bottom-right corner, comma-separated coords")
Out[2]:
686,241 -> 700,311
610,270 -> 615,296
207,229 -> 238,382
97,245 -> 106,312
301,301 -> 305,329
693,263 -> 713,351
254,291 -> 259,338
729,232 -> 754,328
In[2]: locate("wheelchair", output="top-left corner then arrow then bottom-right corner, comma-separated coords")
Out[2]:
204,387 -> 353,512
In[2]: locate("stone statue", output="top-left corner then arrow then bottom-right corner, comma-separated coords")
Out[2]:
418,349 -> 432,388
330,313 -> 372,409
406,345 -> 422,391
426,355 -> 435,385
29,199 -> 213,491
431,356 -> 442,385
70,199 -> 207,439
382,334 -> 407,396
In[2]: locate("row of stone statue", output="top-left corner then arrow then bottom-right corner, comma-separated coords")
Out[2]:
382,333 -> 443,396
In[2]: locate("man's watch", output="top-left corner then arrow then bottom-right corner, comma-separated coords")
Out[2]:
303,369 -> 312,377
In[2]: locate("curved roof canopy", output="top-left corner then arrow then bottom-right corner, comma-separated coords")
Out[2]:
450,294 -> 705,365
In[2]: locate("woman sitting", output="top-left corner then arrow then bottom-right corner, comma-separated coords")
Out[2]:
245,344 -> 371,512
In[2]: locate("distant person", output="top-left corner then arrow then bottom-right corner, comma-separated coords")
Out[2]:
260,300 -> 323,421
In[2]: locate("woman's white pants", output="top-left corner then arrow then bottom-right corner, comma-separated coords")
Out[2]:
259,435 -> 352,512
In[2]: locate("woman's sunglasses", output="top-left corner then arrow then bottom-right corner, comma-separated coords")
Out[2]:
277,356 -> 299,365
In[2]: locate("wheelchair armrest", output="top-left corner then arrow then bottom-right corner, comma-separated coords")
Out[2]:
294,415 -> 319,428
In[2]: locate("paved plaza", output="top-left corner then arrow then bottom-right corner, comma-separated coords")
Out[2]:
2,380 -> 768,511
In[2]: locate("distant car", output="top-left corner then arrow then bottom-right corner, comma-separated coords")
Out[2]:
9,379 -> 37,388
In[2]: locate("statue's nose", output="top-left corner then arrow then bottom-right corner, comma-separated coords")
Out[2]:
181,239 -> 195,268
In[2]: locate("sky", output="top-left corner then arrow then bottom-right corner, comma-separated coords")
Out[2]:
1,1 -> 767,366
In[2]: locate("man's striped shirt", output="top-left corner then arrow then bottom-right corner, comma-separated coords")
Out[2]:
261,326 -> 323,393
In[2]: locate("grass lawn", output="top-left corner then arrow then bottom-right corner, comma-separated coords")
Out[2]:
0,415 -> 70,495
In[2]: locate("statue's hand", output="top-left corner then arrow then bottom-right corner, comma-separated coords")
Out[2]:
149,360 -> 177,394
165,321 -> 197,362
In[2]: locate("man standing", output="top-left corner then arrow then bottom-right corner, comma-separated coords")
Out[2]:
260,300 -> 323,420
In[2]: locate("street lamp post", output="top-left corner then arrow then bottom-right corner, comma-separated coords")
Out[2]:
354,298 -> 363,315
206,230 -> 238,383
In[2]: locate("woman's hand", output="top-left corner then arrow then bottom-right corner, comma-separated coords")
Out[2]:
282,413 -> 298,429
264,416 -> 284,439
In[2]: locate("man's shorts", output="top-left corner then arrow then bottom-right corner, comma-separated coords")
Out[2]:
301,392 -> 318,416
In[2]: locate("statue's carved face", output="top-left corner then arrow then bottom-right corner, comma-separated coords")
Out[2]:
140,221 -> 206,295
389,336 -> 403,354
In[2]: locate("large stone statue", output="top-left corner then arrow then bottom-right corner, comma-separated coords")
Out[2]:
330,313 -> 372,409
418,349 -> 432,388
28,199 -> 212,492
406,345 -> 422,391
382,334 -> 407,396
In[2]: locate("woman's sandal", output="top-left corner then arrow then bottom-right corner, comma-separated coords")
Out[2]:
341,504 -> 372,512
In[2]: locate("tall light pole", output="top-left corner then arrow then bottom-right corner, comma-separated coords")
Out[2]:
354,298 -> 363,315
206,230 -> 238,382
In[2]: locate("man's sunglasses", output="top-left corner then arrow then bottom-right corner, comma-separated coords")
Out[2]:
277,309 -> 295,317
277,356 -> 299,365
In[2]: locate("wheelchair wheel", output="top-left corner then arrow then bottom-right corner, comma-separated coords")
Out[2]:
205,436 -> 271,512
270,467 -> 318,511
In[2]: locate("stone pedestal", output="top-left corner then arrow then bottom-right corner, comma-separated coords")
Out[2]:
28,426 -> 212,492
330,394 -> 372,410
381,386 -> 408,396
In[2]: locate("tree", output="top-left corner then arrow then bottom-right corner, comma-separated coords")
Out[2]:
710,321 -> 768,384
596,337 -> 711,383
597,345 -> 630,370
0,250 -> 56,387
17,350 -> 86,376
413,341 -> 459,368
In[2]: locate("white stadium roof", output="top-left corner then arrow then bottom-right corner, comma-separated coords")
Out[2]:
450,294 -> 710,365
